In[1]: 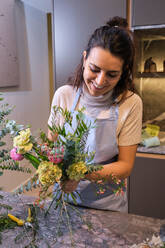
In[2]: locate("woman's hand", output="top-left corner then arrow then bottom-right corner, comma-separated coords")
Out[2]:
61,179 -> 79,193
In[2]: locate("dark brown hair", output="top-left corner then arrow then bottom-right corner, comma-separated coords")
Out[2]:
68,16 -> 136,102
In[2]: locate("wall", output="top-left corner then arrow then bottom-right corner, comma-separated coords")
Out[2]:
21,0 -> 53,13
0,0 -> 51,191
53,0 -> 126,89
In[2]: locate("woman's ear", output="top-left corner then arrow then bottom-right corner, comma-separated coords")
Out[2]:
83,50 -> 87,59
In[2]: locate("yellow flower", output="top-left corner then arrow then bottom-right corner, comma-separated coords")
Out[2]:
37,161 -> 62,186
13,128 -> 33,154
67,161 -> 87,181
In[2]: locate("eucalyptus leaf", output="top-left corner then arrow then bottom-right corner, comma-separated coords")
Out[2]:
0,142 -> 5,146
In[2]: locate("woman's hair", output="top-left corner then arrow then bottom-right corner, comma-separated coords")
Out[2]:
68,16 -> 136,102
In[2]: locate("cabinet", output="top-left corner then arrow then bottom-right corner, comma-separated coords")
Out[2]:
53,0 -> 126,89
128,154 -> 165,219
133,26 -> 165,132
132,0 -> 165,26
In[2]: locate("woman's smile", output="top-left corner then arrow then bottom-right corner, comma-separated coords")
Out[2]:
92,82 -> 106,89
90,81 -> 111,94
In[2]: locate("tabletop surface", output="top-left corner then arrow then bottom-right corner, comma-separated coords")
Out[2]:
0,191 -> 165,248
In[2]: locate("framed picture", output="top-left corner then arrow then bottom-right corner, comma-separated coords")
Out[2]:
0,0 -> 19,88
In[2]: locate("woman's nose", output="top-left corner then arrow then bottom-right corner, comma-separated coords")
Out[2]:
96,72 -> 106,86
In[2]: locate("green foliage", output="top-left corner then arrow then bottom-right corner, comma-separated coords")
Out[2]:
50,106 -> 95,161
0,93 -> 32,228
49,106 -> 94,140
0,202 -> 12,211
0,214 -> 17,232
24,153 -> 40,170
0,94 -> 30,179
14,174 -> 40,194
0,214 -> 17,244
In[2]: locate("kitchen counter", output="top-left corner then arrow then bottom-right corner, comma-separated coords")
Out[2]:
0,191 -> 165,248
137,145 -> 165,155
137,131 -> 165,155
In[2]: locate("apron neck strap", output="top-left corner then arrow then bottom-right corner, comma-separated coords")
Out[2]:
70,87 -> 82,112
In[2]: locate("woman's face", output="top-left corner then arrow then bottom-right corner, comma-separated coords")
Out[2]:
83,47 -> 123,97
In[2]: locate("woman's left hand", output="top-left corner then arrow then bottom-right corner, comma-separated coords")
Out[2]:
61,179 -> 79,193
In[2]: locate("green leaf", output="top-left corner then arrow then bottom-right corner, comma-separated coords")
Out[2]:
24,153 -> 40,169
33,146 -> 49,161
0,142 -> 5,147
70,192 -> 78,205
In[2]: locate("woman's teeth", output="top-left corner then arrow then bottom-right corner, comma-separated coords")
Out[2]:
93,82 -> 104,89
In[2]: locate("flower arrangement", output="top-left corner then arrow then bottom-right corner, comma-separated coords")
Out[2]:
10,107 -> 104,201
9,106 -> 125,244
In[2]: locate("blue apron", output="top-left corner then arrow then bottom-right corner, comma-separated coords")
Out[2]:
59,88 -> 127,212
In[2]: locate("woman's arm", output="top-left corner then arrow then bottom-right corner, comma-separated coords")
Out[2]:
85,144 -> 137,181
62,144 -> 137,193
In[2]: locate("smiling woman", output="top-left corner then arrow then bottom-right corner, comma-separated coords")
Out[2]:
48,16 -> 142,212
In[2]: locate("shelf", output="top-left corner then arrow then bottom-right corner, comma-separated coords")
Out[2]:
136,72 -> 165,78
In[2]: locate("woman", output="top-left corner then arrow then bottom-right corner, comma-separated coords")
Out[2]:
48,16 -> 142,212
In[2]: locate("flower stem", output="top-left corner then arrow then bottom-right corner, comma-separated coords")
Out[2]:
61,192 -> 75,247
44,188 -> 61,217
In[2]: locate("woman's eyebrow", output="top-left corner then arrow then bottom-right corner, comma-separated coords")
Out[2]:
90,63 -> 120,73
89,63 -> 100,69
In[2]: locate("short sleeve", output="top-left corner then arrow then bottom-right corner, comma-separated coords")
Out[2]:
48,85 -> 76,127
117,94 -> 143,146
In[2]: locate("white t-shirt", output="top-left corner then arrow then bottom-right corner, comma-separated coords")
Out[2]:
48,85 -> 143,146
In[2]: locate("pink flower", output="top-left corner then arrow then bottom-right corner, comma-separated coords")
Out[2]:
48,154 -> 63,164
47,146 -> 64,164
10,148 -> 24,161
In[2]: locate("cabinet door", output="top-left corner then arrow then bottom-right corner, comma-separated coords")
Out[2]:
53,0 -> 126,89
129,156 -> 165,219
132,0 -> 165,26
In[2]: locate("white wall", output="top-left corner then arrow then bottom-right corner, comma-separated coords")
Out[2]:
1,0 -> 51,191
20,0 -> 53,13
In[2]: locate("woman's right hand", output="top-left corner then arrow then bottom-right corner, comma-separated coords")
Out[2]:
61,179 -> 79,193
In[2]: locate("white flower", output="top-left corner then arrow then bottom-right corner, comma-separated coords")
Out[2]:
148,235 -> 164,247
129,235 -> 165,248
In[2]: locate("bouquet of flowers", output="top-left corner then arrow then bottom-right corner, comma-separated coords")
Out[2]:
9,106 -> 125,244
10,106 -> 103,205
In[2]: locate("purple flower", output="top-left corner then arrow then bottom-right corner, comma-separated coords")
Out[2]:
10,148 -> 24,161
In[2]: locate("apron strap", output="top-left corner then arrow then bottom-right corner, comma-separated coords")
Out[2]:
70,88 -> 82,112
109,104 -> 119,122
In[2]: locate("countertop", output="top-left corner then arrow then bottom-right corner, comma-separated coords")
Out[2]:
0,191 -> 165,248
137,131 -> 165,155
137,144 -> 165,155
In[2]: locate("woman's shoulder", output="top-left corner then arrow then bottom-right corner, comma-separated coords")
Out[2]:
53,85 -> 77,101
121,91 -> 142,106
55,85 -> 76,96
118,91 -> 143,115
52,85 -> 77,110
